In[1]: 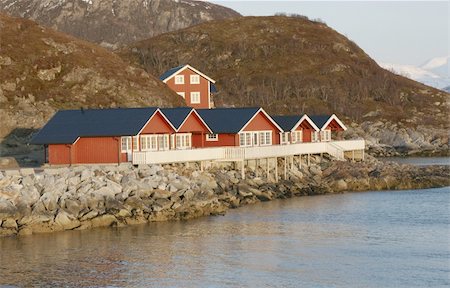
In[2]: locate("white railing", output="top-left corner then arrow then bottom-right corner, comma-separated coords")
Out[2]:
132,139 -> 365,165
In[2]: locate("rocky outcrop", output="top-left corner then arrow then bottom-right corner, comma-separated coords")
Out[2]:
0,13 -> 184,166
0,156 -> 448,237
0,0 -> 240,49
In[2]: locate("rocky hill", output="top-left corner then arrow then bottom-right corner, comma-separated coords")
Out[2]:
121,16 -> 450,155
0,0 -> 240,49
0,13 -> 184,165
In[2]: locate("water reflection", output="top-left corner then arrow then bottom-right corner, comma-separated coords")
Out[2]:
1,187 -> 449,287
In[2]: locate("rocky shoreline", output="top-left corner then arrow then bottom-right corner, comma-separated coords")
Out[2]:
0,156 -> 449,237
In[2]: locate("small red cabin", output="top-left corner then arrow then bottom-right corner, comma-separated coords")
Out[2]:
197,108 -> 283,148
272,114 -> 320,144
160,65 -> 217,109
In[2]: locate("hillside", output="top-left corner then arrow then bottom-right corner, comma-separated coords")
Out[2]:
0,13 -> 184,164
0,0 -> 240,49
121,16 -> 449,154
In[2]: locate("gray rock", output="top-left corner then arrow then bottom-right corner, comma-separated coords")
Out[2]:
63,199 -> 82,217
152,189 -> 172,199
182,189 -> 194,201
21,175 -> 35,187
91,215 -> 117,228
4,170 -> 20,177
20,168 -> 35,176
67,175 -> 81,187
1,218 -> 17,230
20,186 -> 40,206
40,192 -> 59,212
0,199 -> 17,219
55,210 -> 80,230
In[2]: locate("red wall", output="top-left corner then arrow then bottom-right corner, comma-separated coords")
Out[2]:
48,137 -> 127,165
73,137 -> 126,164
242,112 -> 280,145
202,134 -> 237,147
48,144 -> 71,165
141,111 -> 175,134
181,112 -> 211,148
165,68 -> 210,109
296,120 -> 315,143
326,119 -> 344,131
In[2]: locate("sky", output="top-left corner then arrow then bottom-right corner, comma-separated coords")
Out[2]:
210,1 -> 449,67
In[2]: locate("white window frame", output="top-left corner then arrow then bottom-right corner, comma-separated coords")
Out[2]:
312,131 -> 320,142
190,74 -> 200,84
280,132 -> 290,145
132,136 -> 139,151
320,130 -> 331,142
239,131 -> 272,147
177,92 -> 185,98
291,130 -> 303,144
174,75 -> 184,85
175,133 -> 192,150
206,134 -> 218,141
190,91 -> 201,104
140,134 -> 169,151
121,136 -> 132,152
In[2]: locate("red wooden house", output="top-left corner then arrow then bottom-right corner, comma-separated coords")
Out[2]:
31,107 -> 177,165
160,64 -> 217,109
309,114 -> 347,141
272,114 -> 320,144
160,107 -> 212,149
196,107 -> 283,148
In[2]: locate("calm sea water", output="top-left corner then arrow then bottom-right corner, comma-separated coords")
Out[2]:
0,187 -> 449,288
379,157 -> 450,166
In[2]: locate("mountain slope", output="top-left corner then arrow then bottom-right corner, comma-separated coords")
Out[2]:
0,13 -> 184,164
121,16 -> 449,154
0,0 -> 240,49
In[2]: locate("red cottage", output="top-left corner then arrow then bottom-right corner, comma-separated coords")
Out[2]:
160,64 -> 217,109
196,107 -> 283,148
272,114 -> 320,144
309,114 -> 347,141
31,108 -> 176,165
160,107 -> 213,149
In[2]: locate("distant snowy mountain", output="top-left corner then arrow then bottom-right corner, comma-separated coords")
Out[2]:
379,56 -> 449,91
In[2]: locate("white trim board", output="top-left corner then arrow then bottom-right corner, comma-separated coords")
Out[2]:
321,114 -> 347,131
239,108 -> 284,133
291,114 -> 320,132
161,64 -> 216,84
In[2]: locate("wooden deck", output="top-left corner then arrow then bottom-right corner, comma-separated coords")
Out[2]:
132,140 -> 365,165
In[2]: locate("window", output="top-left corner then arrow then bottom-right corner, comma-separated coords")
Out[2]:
177,92 -> 185,98
260,131 -> 272,146
320,130 -> 331,142
281,132 -> 290,144
132,136 -> 139,151
175,75 -> 184,84
190,92 -> 201,104
141,135 -> 157,151
239,131 -> 272,147
121,136 -> 132,152
175,133 -> 191,149
206,134 -> 218,141
190,75 -> 200,84
291,130 -> 302,143
312,131 -> 320,142
140,135 -> 169,151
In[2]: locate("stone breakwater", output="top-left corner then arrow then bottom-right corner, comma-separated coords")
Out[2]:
0,156 -> 449,237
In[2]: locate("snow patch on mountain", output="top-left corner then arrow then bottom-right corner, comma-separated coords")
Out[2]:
379,56 -> 450,91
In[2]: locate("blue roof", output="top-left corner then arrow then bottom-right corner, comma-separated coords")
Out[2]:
272,115 -> 304,132
30,107 -> 158,144
309,115 -> 331,129
160,107 -> 193,129
196,108 -> 260,134
159,65 -> 185,81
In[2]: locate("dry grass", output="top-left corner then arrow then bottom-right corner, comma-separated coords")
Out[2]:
120,16 -> 449,128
